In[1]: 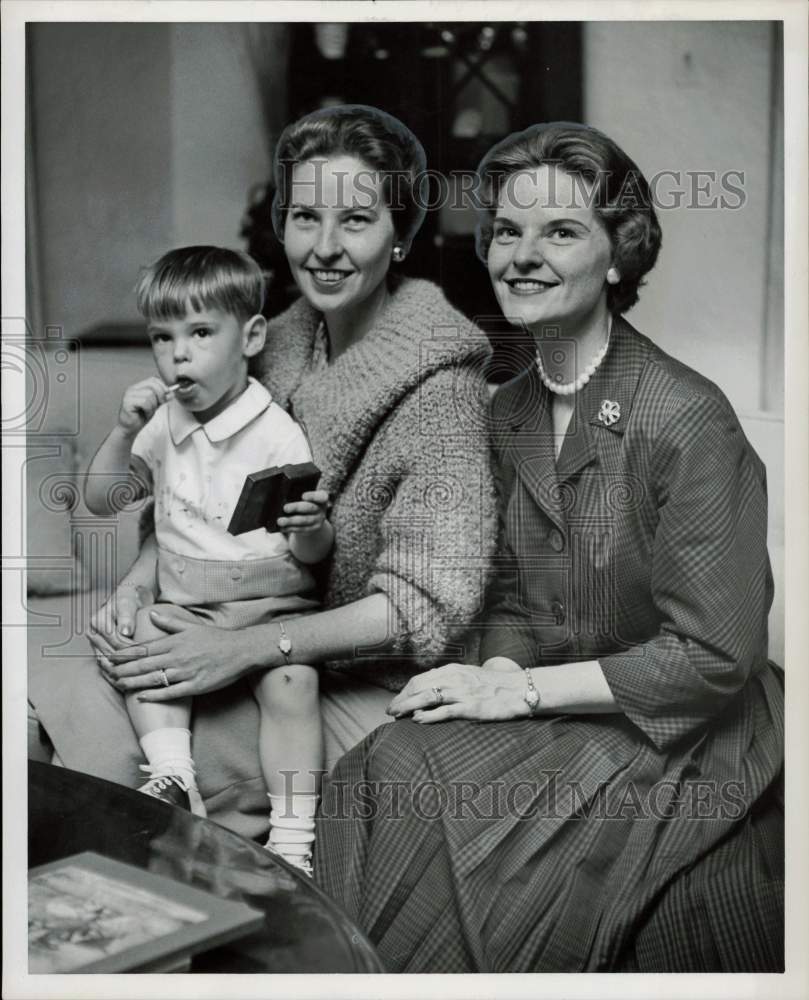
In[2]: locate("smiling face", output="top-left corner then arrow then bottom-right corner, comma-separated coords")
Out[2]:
148,305 -> 263,423
283,155 -> 396,318
487,165 -> 614,338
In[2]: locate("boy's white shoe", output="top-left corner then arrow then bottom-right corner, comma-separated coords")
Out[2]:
138,765 -> 206,817
264,841 -> 314,878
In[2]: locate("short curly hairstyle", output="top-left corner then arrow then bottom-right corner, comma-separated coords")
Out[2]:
475,122 -> 662,315
271,104 -> 427,253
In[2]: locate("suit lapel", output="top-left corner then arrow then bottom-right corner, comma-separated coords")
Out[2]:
503,317 -> 651,530
580,316 -> 650,453
501,364 -> 568,533
555,402 -> 597,484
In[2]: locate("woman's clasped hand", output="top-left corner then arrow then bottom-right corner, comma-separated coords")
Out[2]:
102,611 -> 254,699
387,660 -> 527,722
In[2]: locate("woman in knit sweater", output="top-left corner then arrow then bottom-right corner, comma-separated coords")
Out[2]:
30,106 -> 498,838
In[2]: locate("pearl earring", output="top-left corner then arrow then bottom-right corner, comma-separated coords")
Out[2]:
606,267 -> 620,285
392,245 -> 406,263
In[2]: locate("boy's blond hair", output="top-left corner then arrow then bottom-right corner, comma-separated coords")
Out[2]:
136,246 -> 265,323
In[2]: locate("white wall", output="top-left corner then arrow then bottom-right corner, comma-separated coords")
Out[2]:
29,24 -> 174,337
584,21 -> 780,418
29,23 -> 272,337
584,21 -> 784,663
169,24 -> 270,248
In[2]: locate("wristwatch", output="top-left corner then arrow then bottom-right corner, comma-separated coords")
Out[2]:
277,622 -> 292,664
523,668 -> 540,716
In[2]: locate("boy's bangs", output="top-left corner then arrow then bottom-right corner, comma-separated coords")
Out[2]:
139,276 -> 253,322
139,282 -> 195,321
135,247 -> 264,322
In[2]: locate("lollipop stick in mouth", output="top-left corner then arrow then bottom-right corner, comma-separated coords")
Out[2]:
164,382 -> 180,396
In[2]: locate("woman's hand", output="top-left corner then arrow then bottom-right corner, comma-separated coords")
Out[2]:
106,610 -> 254,701
88,583 -> 153,681
387,662 -> 529,723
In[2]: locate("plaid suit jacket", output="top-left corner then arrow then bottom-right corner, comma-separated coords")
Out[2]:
479,316 -> 773,752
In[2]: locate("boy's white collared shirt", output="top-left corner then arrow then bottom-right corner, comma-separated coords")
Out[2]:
131,377 -> 312,561
166,376 -> 274,445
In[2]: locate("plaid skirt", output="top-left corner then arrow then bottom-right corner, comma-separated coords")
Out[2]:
315,664 -> 784,973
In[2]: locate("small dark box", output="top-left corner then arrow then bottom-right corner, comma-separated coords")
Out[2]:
227,462 -> 321,535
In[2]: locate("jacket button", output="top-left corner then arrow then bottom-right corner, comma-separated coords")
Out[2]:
230,569 -> 242,581
548,529 -> 564,552
550,600 -> 565,625
175,560 -> 185,574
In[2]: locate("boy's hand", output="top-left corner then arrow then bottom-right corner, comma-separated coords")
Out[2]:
277,489 -> 331,534
89,582 -> 155,681
118,377 -> 170,436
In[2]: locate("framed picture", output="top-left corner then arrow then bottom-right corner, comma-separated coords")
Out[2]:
28,852 -> 264,973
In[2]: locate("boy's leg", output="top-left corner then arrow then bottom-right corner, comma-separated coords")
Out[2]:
125,604 -> 204,816
125,605 -> 192,737
249,664 -> 323,873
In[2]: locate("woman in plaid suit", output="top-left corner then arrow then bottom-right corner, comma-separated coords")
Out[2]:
316,123 -> 784,972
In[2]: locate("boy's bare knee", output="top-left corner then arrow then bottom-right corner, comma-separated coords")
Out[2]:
255,664 -> 319,711
132,603 -> 175,642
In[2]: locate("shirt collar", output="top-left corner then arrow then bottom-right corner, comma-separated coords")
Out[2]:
167,377 -> 273,445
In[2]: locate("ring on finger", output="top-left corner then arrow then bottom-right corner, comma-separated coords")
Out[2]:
159,669 -> 170,688
431,686 -> 444,706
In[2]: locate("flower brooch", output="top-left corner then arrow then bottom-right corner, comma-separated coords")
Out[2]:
597,400 -> 621,427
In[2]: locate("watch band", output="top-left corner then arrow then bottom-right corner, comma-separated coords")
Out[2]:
524,668 -> 540,716
277,621 -> 292,664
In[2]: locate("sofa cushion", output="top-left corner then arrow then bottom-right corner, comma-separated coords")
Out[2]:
26,436 -> 88,596
26,343 -> 154,596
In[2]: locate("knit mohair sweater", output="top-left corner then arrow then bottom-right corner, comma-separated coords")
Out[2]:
251,276 -> 499,691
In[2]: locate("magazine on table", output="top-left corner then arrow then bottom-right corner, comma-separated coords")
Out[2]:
28,851 -> 264,974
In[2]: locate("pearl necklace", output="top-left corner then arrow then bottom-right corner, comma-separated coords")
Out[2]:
535,330 -> 611,397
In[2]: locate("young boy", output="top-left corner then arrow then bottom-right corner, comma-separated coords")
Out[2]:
84,246 -> 330,874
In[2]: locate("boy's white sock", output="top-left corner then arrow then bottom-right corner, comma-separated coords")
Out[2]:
139,728 -> 196,789
267,792 -> 319,860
